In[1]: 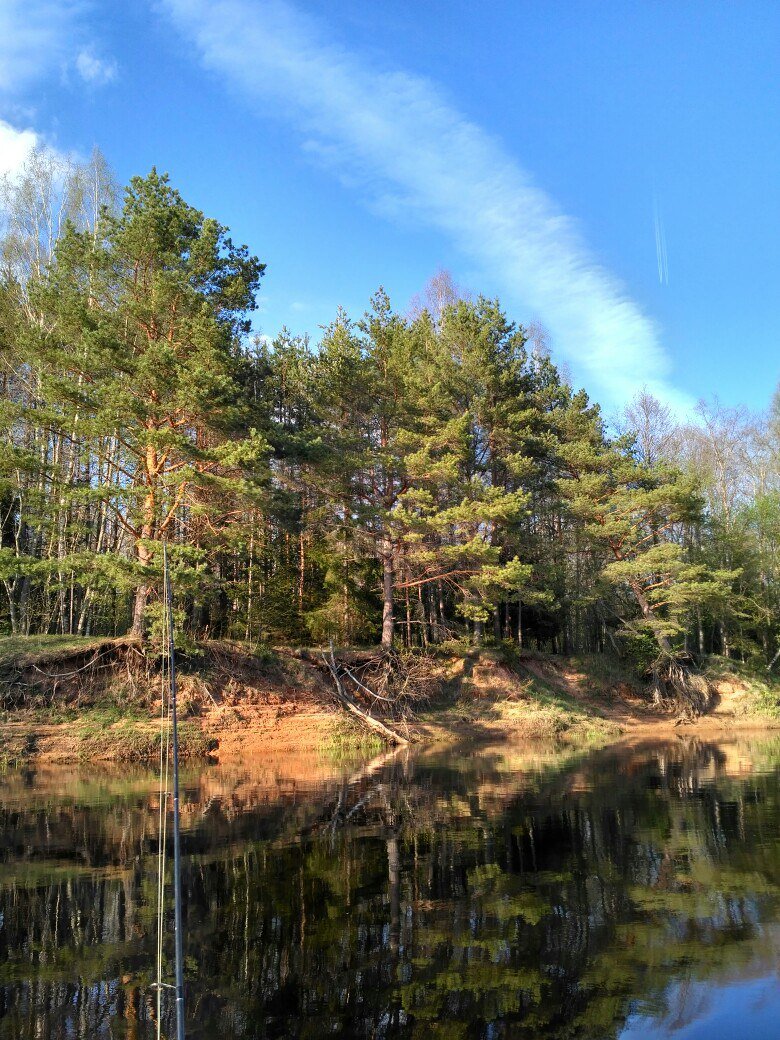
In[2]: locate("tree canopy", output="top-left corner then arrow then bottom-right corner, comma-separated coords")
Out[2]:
3,155 -> 779,680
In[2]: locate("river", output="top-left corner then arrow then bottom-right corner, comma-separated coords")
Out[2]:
1,738 -> 778,1038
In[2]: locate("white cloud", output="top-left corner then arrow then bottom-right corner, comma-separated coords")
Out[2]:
0,119 -> 39,178
0,5 -> 81,183
75,48 -> 117,85
161,0 -> 691,411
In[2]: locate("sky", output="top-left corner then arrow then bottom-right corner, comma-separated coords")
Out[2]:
1,0 -> 779,416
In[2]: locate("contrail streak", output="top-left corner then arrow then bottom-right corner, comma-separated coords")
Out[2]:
654,196 -> 669,286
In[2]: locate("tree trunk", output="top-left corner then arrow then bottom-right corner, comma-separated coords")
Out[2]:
245,527 -> 254,641
130,582 -> 148,638
437,582 -> 446,643
131,458 -> 156,640
77,588 -> 93,635
18,575 -> 30,635
629,579 -> 673,654
381,543 -> 394,649
130,541 -> 152,639
418,585 -> 429,648
720,620 -> 730,658
298,530 -> 305,612
3,580 -> 18,635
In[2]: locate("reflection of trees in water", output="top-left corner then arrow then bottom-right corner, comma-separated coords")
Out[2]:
0,741 -> 779,1038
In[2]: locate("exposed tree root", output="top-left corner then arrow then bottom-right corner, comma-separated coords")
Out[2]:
648,654 -> 715,720
0,638 -> 145,709
305,643 -> 446,745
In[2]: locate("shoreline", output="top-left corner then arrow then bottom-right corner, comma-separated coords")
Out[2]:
2,637 -> 778,769
3,696 -> 779,771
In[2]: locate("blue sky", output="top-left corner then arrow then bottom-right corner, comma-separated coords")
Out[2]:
1,0 -> 779,415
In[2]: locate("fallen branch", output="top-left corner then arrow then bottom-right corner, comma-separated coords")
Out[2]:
322,644 -> 409,746
339,661 -> 395,703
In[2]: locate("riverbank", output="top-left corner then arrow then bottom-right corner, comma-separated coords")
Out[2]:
1,635 -> 778,768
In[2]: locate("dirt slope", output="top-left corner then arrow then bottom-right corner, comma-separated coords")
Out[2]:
1,637 -> 778,765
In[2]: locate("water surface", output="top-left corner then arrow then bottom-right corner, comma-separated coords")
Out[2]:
1,738 -> 779,1038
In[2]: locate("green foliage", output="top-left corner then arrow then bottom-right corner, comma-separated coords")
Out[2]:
617,628 -> 660,671
556,391 -> 737,656
1,151 -> 775,675
144,602 -> 201,656
317,722 -> 385,764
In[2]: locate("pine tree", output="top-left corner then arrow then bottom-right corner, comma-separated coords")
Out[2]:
557,388 -> 735,707
29,169 -> 267,637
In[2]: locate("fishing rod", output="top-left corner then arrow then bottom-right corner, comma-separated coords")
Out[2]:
164,541 -> 186,1040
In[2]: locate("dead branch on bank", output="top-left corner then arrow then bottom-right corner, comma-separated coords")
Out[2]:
321,643 -> 409,745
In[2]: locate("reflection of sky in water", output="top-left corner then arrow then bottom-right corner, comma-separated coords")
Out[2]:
620,977 -> 779,1038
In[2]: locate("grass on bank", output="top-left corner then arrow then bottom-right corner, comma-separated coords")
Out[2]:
1,704 -> 216,770
0,634 -> 627,760
418,646 -> 622,745
6,634 -> 780,772
0,633 -> 114,668
704,656 -> 780,718
0,634 -> 221,768
317,720 -> 386,764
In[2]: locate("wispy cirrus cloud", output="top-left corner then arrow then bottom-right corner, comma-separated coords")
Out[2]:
0,0 -> 81,92
162,0 -> 688,410
75,48 -> 117,85
0,0 -> 117,94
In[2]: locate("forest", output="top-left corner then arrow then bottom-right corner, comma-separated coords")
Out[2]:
1,149 -> 779,688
